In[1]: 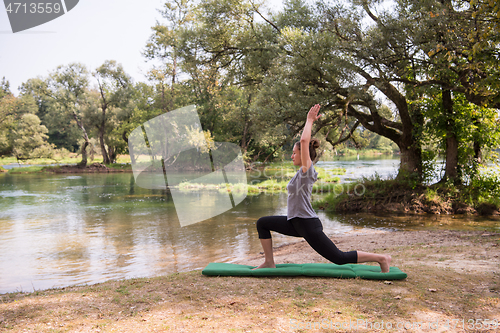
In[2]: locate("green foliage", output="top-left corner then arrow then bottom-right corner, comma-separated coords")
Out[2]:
20,77 -> 80,152
0,92 -> 38,155
20,63 -> 92,165
312,191 -> 347,211
12,114 -> 55,161
250,178 -> 288,192
424,188 -> 440,203
420,149 -> 438,185
421,90 -> 500,184
462,169 -> 500,208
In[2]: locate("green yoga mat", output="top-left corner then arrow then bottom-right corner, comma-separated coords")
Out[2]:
202,263 -> 407,280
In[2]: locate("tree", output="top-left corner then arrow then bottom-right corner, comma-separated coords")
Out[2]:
117,81 -> 171,148
421,90 -> 500,183
469,0 -> 500,48
12,114 -> 54,161
0,85 -> 38,155
93,60 -> 133,164
42,63 -> 92,167
387,0 -> 500,182
144,0 -> 194,111
0,77 -> 10,99
255,0 -> 499,180
21,77 -> 81,153
145,0 -> 261,159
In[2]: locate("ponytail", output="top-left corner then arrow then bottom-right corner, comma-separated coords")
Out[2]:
309,138 -> 320,161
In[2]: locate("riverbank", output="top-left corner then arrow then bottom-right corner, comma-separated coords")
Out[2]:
0,154 -> 132,173
1,229 -> 498,332
1,162 -> 132,174
317,175 -> 500,217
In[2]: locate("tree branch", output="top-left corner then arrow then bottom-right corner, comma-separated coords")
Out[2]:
251,2 -> 280,32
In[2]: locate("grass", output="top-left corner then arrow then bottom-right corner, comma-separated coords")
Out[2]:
1,232 -> 498,332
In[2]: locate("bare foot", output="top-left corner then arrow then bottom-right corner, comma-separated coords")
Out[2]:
380,255 -> 392,273
252,262 -> 276,270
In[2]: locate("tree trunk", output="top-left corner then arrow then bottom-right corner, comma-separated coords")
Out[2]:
99,103 -> 110,165
72,111 -> 90,168
441,89 -> 459,183
99,126 -> 110,165
108,145 -> 116,164
96,77 -> 111,165
472,117 -> 482,175
397,142 -> 422,180
240,99 -> 252,153
473,141 -> 481,164
161,82 -> 167,112
241,120 -> 250,154
78,140 -> 89,168
170,51 -> 177,111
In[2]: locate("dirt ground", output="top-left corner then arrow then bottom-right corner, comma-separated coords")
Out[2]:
1,229 -> 499,333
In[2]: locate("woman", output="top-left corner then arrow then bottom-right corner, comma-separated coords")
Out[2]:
253,104 -> 392,272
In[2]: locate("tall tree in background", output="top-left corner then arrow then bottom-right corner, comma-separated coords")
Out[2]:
28,63 -> 92,167
22,77 -> 81,153
93,60 -> 133,164
145,0 -> 260,159
144,0 -> 194,111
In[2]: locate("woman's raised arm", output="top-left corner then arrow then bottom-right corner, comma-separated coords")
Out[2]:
300,104 -> 321,172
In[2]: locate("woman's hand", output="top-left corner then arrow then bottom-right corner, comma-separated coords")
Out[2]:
307,104 -> 321,123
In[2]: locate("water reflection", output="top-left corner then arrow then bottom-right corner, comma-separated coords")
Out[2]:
317,157 -> 400,181
0,164 -> 498,294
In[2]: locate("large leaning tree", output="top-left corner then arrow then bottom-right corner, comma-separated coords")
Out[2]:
252,0 -> 500,180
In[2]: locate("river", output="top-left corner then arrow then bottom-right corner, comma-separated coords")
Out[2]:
0,156 -> 498,294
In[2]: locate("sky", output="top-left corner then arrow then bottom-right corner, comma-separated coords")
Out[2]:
0,0 -> 283,95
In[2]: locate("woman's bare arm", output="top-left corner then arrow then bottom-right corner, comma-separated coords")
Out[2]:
300,104 -> 321,173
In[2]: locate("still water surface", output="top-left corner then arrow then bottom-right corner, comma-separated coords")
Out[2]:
0,157 -> 498,293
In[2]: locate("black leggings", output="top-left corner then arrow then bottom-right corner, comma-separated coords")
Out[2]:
256,216 -> 358,265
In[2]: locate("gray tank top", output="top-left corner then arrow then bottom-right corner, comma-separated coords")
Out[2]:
287,165 -> 319,220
